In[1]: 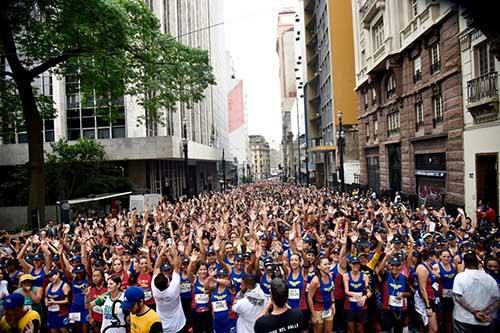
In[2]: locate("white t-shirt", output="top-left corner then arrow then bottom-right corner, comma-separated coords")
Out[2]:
152,272 -> 186,333
100,293 -> 126,333
232,286 -> 267,333
452,268 -> 500,325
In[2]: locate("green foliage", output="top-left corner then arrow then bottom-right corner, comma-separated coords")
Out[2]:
0,0 -> 215,131
46,138 -> 105,163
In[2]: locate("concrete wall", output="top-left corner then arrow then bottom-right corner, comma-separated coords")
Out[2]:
0,206 -> 57,231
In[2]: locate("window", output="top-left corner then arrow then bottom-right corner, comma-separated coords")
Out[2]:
475,42 -> 496,76
432,94 -> 443,126
363,91 -> 369,110
366,122 -> 370,141
413,56 -> 422,82
386,74 -> 396,98
430,43 -> 441,74
412,0 -> 418,18
415,102 -> 424,130
387,112 -> 400,136
373,19 -> 384,51
372,87 -> 377,104
374,118 -> 379,139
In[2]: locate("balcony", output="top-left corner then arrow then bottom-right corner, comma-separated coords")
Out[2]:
430,61 -> 441,75
359,0 -> 386,27
413,71 -> 422,83
387,128 -> 400,137
400,3 -> 433,48
467,72 -> 499,123
415,121 -> 424,131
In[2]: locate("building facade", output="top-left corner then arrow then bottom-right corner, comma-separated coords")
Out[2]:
458,11 -> 500,215
302,0 -> 359,188
250,135 -> 271,181
277,10 -> 297,182
352,0 -> 464,207
0,0 -> 230,200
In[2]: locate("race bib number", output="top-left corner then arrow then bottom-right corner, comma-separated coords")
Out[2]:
195,293 -> 209,304
388,295 -> 403,308
212,300 -> 228,312
349,292 -> 362,303
69,312 -> 81,323
288,288 -> 300,300
48,304 -> 60,312
92,305 -> 103,314
321,309 -> 332,319
432,282 -> 439,292
180,283 -> 191,293
144,290 -> 152,301
442,288 -> 452,298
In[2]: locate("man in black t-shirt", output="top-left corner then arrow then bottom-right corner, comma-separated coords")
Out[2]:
254,278 -> 303,333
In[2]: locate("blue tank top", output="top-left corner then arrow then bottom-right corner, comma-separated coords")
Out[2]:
30,267 -> 45,288
180,274 -> 192,299
282,240 -> 290,251
47,281 -> 68,317
210,286 -> 233,323
438,263 -> 456,293
193,278 -> 210,312
313,275 -> 334,310
229,269 -> 245,292
223,256 -> 234,267
287,270 -> 304,309
260,273 -> 272,296
330,264 -> 339,280
71,278 -> 87,311
347,272 -> 365,311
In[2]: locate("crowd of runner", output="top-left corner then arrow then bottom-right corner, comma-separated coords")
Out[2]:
0,183 -> 499,333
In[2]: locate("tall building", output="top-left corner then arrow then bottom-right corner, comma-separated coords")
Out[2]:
352,0 -> 464,207
249,135 -> 271,180
277,10 -> 297,182
0,0 -> 230,200
227,72 -> 250,181
458,10 -> 500,215
302,0 -> 359,188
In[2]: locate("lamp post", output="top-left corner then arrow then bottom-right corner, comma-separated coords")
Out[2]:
337,111 -> 345,193
222,148 -> 226,191
296,94 -> 301,185
305,155 -> 309,186
182,116 -> 189,198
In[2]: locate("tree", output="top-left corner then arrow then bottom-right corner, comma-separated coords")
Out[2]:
45,138 -> 133,201
0,0 -> 215,226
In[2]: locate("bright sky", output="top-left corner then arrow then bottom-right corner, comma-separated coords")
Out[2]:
224,0 -> 298,149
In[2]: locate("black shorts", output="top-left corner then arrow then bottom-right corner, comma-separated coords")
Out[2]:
441,297 -> 454,313
345,309 -> 368,324
381,310 -> 406,332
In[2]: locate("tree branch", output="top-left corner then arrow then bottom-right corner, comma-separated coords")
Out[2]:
0,71 -> 14,78
28,49 -> 81,78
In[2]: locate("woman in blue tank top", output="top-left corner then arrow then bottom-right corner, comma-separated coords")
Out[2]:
45,270 -> 71,332
434,249 -> 455,333
68,264 -> 90,333
343,256 -> 371,332
189,261 -> 212,333
17,241 -> 53,288
307,257 -> 335,333
207,269 -> 236,333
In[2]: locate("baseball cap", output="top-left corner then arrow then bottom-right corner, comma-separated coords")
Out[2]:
216,268 -> 228,277
391,236 -> 402,244
182,258 -> 190,264
121,286 -> 144,311
350,256 -> 361,264
207,248 -> 216,255
73,264 -> 85,274
19,274 -> 35,284
51,254 -> 60,261
160,262 -> 171,272
388,256 -> 402,266
235,254 -> 244,261
447,232 -> 456,241
33,253 -> 43,261
46,269 -> 60,277
3,293 -> 25,309
70,255 -> 81,262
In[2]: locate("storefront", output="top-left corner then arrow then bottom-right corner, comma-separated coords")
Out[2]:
415,153 -> 446,207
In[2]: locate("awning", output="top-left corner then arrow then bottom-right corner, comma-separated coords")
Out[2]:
57,191 -> 133,205
309,145 -> 336,152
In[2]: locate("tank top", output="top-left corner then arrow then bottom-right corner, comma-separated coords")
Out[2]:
330,263 -> 339,280
130,309 -> 161,333
260,273 -> 272,296
287,270 -> 306,310
313,274 -> 334,311
30,267 -> 45,288
419,263 -> 439,301
71,278 -> 87,311
136,272 -> 154,305
210,286 -> 235,323
345,272 -> 366,311
192,278 -> 210,313
180,273 -> 192,300
46,281 -> 69,316
0,309 -> 40,332
15,287 -> 42,314
382,272 -> 407,311
89,285 -> 107,323
229,269 -> 245,292
101,293 -> 126,333
438,263 -> 456,298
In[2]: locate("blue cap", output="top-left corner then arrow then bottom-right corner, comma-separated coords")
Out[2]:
3,293 -> 25,309
160,262 -> 171,272
73,264 -> 85,274
122,286 -> 144,310
33,253 -> 43,261
70,255 -> 81,262
216,268 -> 228,277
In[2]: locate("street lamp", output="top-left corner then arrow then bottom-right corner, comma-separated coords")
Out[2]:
182,116 -> 189,198
337,111 -> 345,193
222,148 -> 226,191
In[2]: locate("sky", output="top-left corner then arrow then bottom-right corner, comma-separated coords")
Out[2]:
224,0 -> 298,149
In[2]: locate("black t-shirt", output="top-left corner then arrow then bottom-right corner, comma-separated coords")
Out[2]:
254,308 -> 303,333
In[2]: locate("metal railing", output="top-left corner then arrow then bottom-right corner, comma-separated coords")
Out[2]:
467,71 -> 498,104
430,61 -> 441,75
